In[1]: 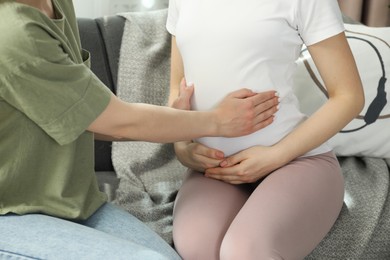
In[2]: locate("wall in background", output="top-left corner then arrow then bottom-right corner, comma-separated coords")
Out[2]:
73,0 -> 168,18
73,0 -> 389,27
338,0 -> 390,27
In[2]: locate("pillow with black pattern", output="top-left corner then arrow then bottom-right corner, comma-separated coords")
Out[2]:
293,23 -> 390,158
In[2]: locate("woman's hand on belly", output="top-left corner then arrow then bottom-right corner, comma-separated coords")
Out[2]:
204,145 -> 282,184
174,141 -> 225,173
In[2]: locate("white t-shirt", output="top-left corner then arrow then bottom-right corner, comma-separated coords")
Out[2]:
167,0 -> 344,156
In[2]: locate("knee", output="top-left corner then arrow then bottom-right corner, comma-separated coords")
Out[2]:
220,232 -> 253,260
220,233 -> 285,260
173,236 -> 202,260
173,226 -> 219,260
219,234 -> 239,260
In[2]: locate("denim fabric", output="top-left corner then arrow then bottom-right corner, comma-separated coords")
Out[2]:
0,203 -> 181,260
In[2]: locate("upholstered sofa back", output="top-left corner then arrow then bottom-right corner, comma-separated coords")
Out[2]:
77,16 -> 125,172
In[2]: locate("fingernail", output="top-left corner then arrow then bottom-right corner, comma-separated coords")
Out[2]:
216,151 -> 224,159
275,91 -> 280,97
220,161 -> 228,167
186,82 -> 194,87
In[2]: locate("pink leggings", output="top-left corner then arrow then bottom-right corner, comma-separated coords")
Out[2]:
173,151 -> 344,260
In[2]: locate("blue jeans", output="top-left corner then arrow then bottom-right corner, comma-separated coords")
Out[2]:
0,203 -> 181,260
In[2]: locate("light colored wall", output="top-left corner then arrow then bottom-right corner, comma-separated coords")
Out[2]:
73,0 -> 389,26
73,0 -> 168,18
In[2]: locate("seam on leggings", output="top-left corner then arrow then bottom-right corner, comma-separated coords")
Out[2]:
0,250 -> 41,260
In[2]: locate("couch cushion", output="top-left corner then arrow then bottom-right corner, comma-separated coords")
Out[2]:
77,18 -> 114,92
96,16 -> 126,93
77,16 -> 125,172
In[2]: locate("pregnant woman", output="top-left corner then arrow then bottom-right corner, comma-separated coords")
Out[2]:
167,0 -> 364,259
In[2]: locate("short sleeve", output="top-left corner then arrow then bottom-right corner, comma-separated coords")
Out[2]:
166,0 -> 181,35
295,0 -> 344,46
0,21 -> 112,145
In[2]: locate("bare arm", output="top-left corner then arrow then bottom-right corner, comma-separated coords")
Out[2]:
88,89 -> 266,143
273,32 -> 364,164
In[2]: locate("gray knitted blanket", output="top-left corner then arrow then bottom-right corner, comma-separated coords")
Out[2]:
306,157 -> 390,259
112,9 -> 390,258
112,9 -> 186,246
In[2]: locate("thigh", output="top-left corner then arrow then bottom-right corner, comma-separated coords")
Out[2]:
173,170 -> 250,260
0,209 -> 177,260
221,152 -> 344,260
81,202 -> 180,260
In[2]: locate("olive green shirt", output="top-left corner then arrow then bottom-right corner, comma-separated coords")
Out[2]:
0,0 -> 112,219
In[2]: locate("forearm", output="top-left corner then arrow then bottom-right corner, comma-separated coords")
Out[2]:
94,116 -> 211,143
89,96 -> 216,143
273,32 -> 365,164
124,103 -> 216,142
273,93 -> 364,164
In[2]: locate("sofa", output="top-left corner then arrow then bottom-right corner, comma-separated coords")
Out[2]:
77,12 -> 390,260
77,16 -> 124,201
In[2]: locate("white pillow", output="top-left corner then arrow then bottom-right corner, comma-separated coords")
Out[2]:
293,23 -> 390,158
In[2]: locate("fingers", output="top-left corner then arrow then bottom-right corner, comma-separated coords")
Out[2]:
179,79 -> 194,101
249,92 -> 279,130
252,115 -> 275,132
251,90 -> 279,104
251,91 -> 279,115
180,78 -> 187,89
227,88 -> 257,99
200,158 -> 224,170
219,153 -> 242,168
193,143 -> 225,160
205,148 -> 225,160
205,166 -> 245,184
205,155 -> 242,181
237,89 -> 279,121
195,146 -> 225,169
171,78 -> 194,110
177,141 -> 225,171
253,104 -> 278,128
205,152 -> 249,184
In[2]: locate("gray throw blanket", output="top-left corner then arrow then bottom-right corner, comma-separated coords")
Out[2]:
112,9 -> 390,258
306,157 -> 390,259
112,9 -> 186,245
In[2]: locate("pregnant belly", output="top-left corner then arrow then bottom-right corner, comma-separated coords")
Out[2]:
195,103 -> 306,156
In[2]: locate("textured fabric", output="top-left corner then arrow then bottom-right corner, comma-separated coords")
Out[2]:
166,0 -> 344,157
0,0 -> 111,219
0,203 -> 180,260
306,157 -> 390,259
112,9 -> 187,245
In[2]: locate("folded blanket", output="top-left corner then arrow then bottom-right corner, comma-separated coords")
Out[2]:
306,157 -> 390,259
112,9 -> 187,245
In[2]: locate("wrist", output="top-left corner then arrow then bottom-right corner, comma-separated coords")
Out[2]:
174,140 -> 191,154
202,110 -> 219,137
270,144 -> 294,167
174,140 -> 191,150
